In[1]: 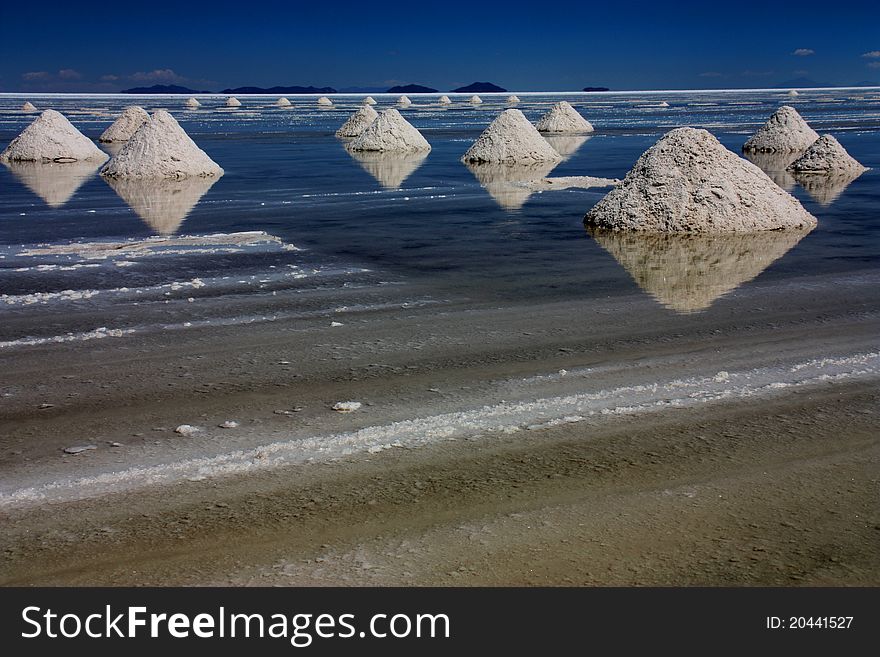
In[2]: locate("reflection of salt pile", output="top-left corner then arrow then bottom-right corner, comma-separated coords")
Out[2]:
347,108 -> 431,153
588,227 -> 812,313
742,105 -> 819,152
507,95 -> 520,104
276,97 -> 292,107
438,95 -> 451,105
105,176 -> 220,235
585,127 -> 816,232
348,150 -> 429,189
363,96 -> 377,105
465,160 -> 558,210
335,105 -> 379,138
0,109 -> 108,163
742,150 -> 799,191
101,110 -> 223,179
397,95 -> 412,106
787,134 -> 867,175
185,98 -> 201,109
535,101 -> 594,133
792,171 -> 865,206
225,97 -> 241,108
542,134 -> 591,161
462,109 -> 561,164
4,160 -> 100,207
317,96 -> 333,106
21,101 -> 37,113
470,95 -> 483,104
99,106 -> 149,143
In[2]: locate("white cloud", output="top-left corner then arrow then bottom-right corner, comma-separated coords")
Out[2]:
100,74 -> 120,82
861,51 -> 880,59
22,71 -> 50,80
792,48 -> 815,56
698,71 -> 722,77
129,69 -> 185,83
868,61 -> 880,69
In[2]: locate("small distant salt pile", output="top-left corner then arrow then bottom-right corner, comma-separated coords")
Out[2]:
347,108 -> 431,153
470,95 -> 483,104
276,97 -> 292,107
742,105 -> 819,152
786,134 -> 867,175
585,127 -> 816,233
507,95 -> 520,104
336,105 -> 379,138
185,97 -> 201,109
461,109 -> 561,164
535,101 -> 594,133
398,95 -> 412,106
438,95 -> 452,105
0,109 -> 108,163
99,106 -> 149,143
363,96 -> 377,105
100,109 -> 223,179
317,96 -> 333,106
657,101 -> 670,108
788,90 -> 799,97
225,97 -> 242,108
21,101 -> 37,113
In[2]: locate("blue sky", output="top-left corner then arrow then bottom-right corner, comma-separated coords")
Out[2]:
1,0 -> 878,92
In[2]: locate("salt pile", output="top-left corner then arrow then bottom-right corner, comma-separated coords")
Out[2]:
346,108 -> 431,153
507,95 -> 520,104
398,95 -> 412,106
742,105 -> 819,152
461,109 -> 561,164
100,110 -> 223,179
105,176 -> 220,234
584,127 -> 816,233
21,101 -> 37,113
335,105 -> 379,138
0,109 -> 108,163
535,101 -> 594,133
788,90 -> 799,97
276,97 -> 292,107
348,150 -> 428,189
185,97 -> 201,109
225,97 -> 242,108
438,95 -> 452,105
786,134 -> 867,175
470,95 -> 483,104
363,96 -> 377,105
317,96 -> 333,106
657,101 -> 670,108
99,106 -> 149,143
5,160 -> 101,208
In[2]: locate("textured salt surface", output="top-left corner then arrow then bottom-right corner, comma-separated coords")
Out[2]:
519,175 -> 620,191
225,97 -> 241,108
335,105 -> 379,138
0,109 -> 109,163
276,97 -> 291,107
462,109 -> 561,164
101,110 -> 223,179
346,108 -> 431,153
585,127 -> 817,233
535,101 -> 594,133
787,134 -> 868,174
742,105 -> 819,153
98,106 -> 149,143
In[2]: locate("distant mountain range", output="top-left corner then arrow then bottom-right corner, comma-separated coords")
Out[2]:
387,84 -> 438,93
583,86 -> 610,92
121,84 -> 211,94
451,82 -> 507,93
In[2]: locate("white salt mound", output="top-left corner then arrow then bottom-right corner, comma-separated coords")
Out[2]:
225,97 -> 242,108
470,95 -> 483,104
535,101 -> 594,133
658,101 -> 670,108
585,127 -> 817,233
100,109 -> 223,179
347,108 -> 431,153
174,424 -> 200,436
438,95 -> 452,105
332,401 -> 362,412
398,95 -> 412,106
99,106 -> 149,143
786,134 -> 867,174
21,101 -> 37,112
742,105 -> 819,153
788,90 -> 799,97
507,95 -> 520,104
0,109 -> 108,163
336,105 -> 379,138
461,109 -> 561,164
276,97 -> 292,107
185,97 -> 201,109
317,96 -> 333,106
363,96 -> 377,105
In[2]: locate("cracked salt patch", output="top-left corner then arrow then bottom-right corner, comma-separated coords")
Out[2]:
1,350 -> 877,509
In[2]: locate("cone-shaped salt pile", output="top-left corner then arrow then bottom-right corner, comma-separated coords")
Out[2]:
363,96 -> 377,105
0,109 -> 108,163
185,97 -> 201,109
507,95 -> 520,104
786,134 -> 867,175
788,90 -> 799,97
742,106 -> 819,152
585,127 -> 816,232
347,108 -> 431,153
743,150 -> 799,191
225,97 -> 241,108
348,150 -> 428,189
21,101 -> 37,113
4,160 -> 101,208
535,101 -> 594,133
587,228 -> 812,313
470,95 -> 483,104
105,176 -> 220,235
99,106 -> 149,143
397,95 -> 412,106
438,95 -> 451,105
461,109 -> 561,164
317,96 -> 333,106
465,160 -> 559,210
657,101 -> 670,108
336,105 -> 379,138
100,110 -> 223,179
792,171 -> 864,206
276,97 -> 292,107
